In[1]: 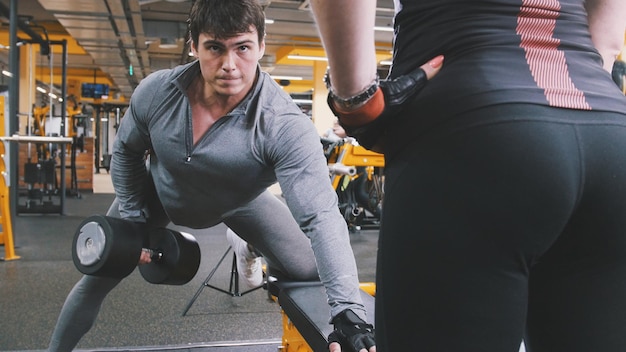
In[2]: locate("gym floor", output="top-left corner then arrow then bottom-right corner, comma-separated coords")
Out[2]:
0,174 -> 379,352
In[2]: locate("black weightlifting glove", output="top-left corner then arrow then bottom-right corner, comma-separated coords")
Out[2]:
327,66 -> 429,152
327,309 -> 375,352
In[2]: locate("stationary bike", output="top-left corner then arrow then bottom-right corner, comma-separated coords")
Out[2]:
322,137 -> 385,232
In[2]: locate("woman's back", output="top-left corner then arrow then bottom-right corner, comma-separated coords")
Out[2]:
390,0 -> 626,119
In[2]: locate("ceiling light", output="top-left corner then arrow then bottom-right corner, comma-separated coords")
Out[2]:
0,40 -> 24,49
374,26 -> 394,32
158,38 -> 178,49
287,55 -> 328,61
2,70 -> 12,77
379,60 -> 393,66
271,75 -> 303,81
265,19 -> 275,24
376,7 -> 395,13
36,86 -> 47,94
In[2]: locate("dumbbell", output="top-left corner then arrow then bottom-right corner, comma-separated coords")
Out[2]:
72,215 -> 201,285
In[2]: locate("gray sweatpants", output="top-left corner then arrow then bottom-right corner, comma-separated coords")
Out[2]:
47,189 -> 318,352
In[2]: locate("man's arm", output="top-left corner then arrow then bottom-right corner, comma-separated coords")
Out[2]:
585,0 -> 626,72
268,110 -> 375,352
111,78 -> 155,221
270,114 -> 365,317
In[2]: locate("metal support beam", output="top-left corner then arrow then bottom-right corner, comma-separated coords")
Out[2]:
8,0 -> 19,227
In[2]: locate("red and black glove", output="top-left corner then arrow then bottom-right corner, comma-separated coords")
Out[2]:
327,66 -> 429,152
327,309 -> 375,352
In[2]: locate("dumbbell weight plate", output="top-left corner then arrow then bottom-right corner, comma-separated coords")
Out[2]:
72,215 -> 144,278
138,228 -> 201,285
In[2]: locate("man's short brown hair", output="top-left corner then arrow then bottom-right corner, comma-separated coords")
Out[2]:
188,0 -> 266,46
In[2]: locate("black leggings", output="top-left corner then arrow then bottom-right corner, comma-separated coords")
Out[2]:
375,104 -> 626,352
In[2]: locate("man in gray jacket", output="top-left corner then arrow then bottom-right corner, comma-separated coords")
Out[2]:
47,0 -> 375,351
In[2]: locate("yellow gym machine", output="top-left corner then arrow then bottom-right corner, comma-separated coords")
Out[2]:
324,137 -> 385,232
0,141 -> 18,261
1,9 -> 75,260
0,92 -> 18,261
9,30 -> 81,214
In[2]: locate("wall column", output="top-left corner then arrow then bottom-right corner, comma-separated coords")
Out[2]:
18,44 -> 35,136
311,60 -> 335,136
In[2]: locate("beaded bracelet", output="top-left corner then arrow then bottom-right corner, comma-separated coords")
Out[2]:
324,68 -> 379,110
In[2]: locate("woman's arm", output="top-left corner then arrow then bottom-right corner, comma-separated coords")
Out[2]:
585,0 -> 626,72
309,0 -> 379,99
309,0 -> 443,153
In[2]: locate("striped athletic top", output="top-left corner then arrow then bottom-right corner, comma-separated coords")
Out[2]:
389,0 -> 626,116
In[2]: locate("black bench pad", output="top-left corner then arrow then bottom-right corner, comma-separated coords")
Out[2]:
274,280 -> 375,352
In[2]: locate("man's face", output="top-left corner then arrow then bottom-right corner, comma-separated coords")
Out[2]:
191,27 -> 265,99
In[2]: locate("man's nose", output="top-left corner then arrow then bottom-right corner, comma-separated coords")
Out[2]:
221,51 -> 237,71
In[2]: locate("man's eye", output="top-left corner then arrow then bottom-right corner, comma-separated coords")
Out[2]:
239,45 -> 249,52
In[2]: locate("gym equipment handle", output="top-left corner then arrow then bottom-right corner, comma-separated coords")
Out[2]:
328,163 -> 357,176
0,134 -> 74,144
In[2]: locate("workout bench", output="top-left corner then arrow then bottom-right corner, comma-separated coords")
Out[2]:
269,279 -> 376,352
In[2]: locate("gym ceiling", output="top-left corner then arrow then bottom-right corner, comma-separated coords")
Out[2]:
0,0 -> 396,102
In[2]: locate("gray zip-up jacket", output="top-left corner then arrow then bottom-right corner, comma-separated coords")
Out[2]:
111,60 -> 365,320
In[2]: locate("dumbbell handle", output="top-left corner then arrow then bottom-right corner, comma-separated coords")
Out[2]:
142,248 -> 163,261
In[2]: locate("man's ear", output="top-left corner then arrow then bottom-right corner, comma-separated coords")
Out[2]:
258,40 -> 266,60
190,40 -> 198,57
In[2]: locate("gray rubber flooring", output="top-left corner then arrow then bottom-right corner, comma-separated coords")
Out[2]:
0,193 -> 379,352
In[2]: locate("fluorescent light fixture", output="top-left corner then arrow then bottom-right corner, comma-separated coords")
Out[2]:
2,70 -> 12,77
265,19 -> 275,24
36,86 -> 47,93
287,55 -> 328,61
379,60 -> 393,66
374,26 -> 394,32
271,75 -> 303,81
158,37 -> 178,49
376,7 -> 395,13
0,42 -> 25,48
292,99 -> 313,104
48,93 -> 58,99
